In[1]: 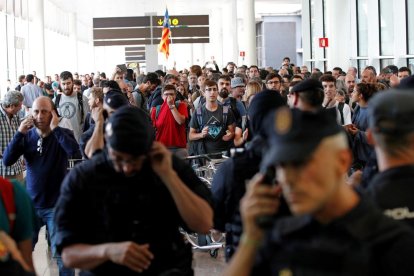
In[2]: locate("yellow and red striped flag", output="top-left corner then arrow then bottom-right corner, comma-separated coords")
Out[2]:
158,8 -> 171,59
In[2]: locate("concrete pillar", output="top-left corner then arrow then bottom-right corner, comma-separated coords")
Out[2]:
393,0 -> 407,67
325,0 -> 351,70
301,0 -> 311,67
69,12 -> 79,72
146,45 -> 161,72
28,0 -> 45,76
366,0 -> 380,71
222,0 -> 238,64
241,0 -> 257,66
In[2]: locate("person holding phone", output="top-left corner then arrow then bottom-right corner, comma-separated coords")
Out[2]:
3,96 -> 81,276
224,108 -> 414,276
55,106 -> 213,275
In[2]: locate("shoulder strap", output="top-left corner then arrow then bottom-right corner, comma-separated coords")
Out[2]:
155,105 -> 162,120
77,92 -> 85,124
139,91 -> 146,109
196,105 -> 203,130
54,94 -> 61,108
0,178 -> 16,234
222,105 -> 229,126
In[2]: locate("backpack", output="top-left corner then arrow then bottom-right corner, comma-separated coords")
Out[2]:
54,92 -> 85,124
194,104 -> 229,131
338,102 -> 345,125
0,178 -> 16,234
199,96 -> 240,125
188,104 -> 230,157
133,90 -> 147,110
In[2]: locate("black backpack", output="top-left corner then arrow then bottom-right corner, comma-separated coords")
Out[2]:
199,96 -> 241,126
54,92 -> 85,124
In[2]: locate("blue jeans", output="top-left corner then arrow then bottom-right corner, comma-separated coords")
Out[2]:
34,208 -> 74,276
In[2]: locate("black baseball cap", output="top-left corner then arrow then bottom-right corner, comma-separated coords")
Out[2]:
261,108 -> 342,167
291,78 -> 323,93
106,106 -> 154,156
369,90 -> 414,135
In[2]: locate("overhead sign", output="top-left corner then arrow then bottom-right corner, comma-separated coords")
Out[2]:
93,15 -> 209,47
319,38 -> 329,48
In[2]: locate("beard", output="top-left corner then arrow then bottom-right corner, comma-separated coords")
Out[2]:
219,88 -> 229,98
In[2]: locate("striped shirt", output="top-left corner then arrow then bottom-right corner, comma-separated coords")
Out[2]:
0,105 -> 24,176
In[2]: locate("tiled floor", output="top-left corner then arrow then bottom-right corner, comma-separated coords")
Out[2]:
33,227 -> 226,276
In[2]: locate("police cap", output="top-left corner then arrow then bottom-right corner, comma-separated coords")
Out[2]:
291,78 -> 323,93
369,90 -> 414,135
261,108 -> 342,167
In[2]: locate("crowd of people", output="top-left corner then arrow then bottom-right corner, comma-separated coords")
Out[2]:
0,57 -> 414,275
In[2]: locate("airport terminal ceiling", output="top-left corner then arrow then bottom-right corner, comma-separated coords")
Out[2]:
49,0 -> 302,24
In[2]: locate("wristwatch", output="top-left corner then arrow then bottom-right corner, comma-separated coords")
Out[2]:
169,104 -> 175,110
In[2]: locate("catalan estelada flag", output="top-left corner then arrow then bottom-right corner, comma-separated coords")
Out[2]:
158,7 -> 171,59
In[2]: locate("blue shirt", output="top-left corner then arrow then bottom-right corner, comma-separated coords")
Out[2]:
3,127 -> 81,208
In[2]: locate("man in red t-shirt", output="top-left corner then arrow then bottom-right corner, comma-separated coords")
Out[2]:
151,84 -> 188,158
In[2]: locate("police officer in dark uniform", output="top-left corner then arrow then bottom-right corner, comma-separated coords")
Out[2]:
55,106 -> 213,276
224,108 -> 414,276
211,90 -> 287,261
365,90 -> 414,228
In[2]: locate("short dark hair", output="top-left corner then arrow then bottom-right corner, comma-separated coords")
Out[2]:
398,66 -> 412,75
204,79 -> 217,88
218,75 -> 231,82
265,73 -> 282,83
60,71 -> 73,81
100,80 -> 121,91
143,72 -> 160,84
73,79 -> 82,86
26,74 -> 34,82
162,84 -> 176,93
319,74 -> 337,84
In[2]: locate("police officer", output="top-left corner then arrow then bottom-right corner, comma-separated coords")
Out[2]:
287,78 -> 324,111
366,90 -> 414,228
55,106 -> 213,275
211,90 -> 287,261
224,108 -> 414,276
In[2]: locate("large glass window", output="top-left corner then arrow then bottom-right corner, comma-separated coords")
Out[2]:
408,58 -> 414,74
379,0 -> 394,56
380,59 -> 394,70
357,0 -> 368,57
310,0 -> 315,59
357,59 -> 368,78
407,0 -> 414,54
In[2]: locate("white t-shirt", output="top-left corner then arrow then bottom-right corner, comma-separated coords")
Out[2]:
335,101 -> 352,125
55,92 -> 90,142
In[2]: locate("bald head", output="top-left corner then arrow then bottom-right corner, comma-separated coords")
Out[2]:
32,96 -> 54,132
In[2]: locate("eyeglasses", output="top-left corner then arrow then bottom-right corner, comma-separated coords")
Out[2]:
37,138 -> 43,156
267,81 -> 281,85
205,87 -> 218,92
163,93 -> 176,96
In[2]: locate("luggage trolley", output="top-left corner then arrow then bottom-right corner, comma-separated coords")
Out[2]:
183,153 -> 228,258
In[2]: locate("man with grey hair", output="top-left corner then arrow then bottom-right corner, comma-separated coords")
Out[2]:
0,90 -> 25,181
